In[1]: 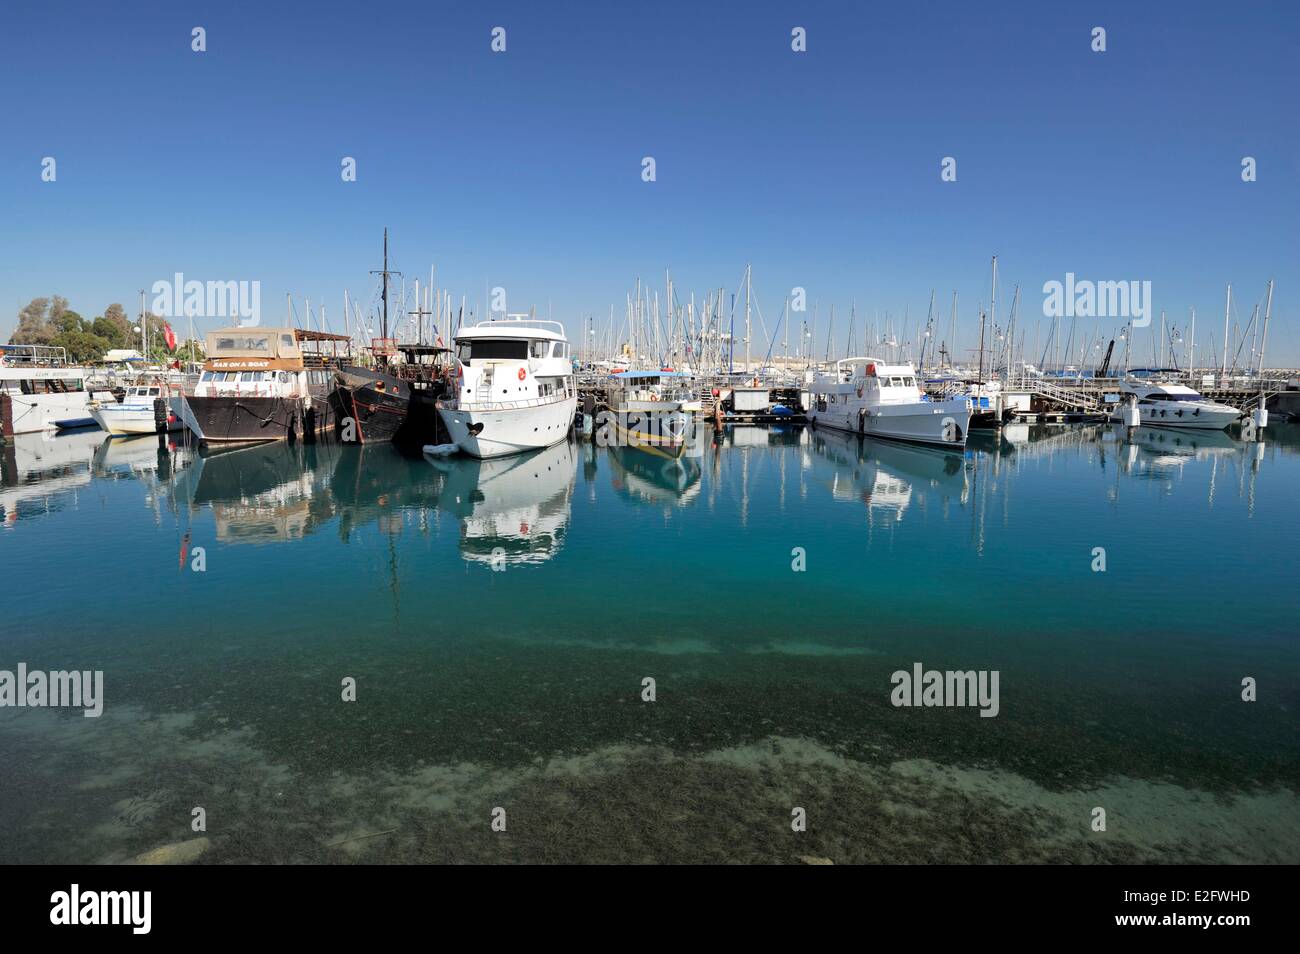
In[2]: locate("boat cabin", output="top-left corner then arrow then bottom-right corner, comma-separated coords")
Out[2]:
196,327 -> 351,399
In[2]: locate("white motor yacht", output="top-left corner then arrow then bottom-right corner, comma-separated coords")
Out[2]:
1118,382 -> 1240,430
437,316 -> 578,458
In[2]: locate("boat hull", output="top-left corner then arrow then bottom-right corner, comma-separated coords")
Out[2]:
331,368 -> 411,444
89,398 -> 185,436
1134,404 -> 1240,430
181,394 -> 336,444
808,399 -> 971,448
438,396 -> 577,458
1,390 -> 116,436
603,407 -> 701,460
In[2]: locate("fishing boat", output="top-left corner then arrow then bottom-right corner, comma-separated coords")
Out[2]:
0,345 -> 117,436
180,327 -> 352,445
330,231 -> 453,444
602,370 -> 703,460
332,343 -> 451,444
807,357 -> 972,447
437,316 -> 577,458
1117,382 -> 1241,430
89,383 -> 185,435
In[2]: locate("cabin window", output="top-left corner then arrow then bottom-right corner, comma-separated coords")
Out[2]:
278,371 -> 290,383
530,340 -> 548,359
458,339 -> 528,363
551,342 -> 567,358
215,335 -> 270,352
281,334 -> 294,349
240,372 -> 262,383
148,387 -> 161,396
200,372 -> 213,382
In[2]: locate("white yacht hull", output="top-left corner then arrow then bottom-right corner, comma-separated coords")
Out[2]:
808,398 -> 971,447
2,390 -> 116,434
439,397 -> 577,458
1133,404 -> 1240,430
89,398 -> 185,435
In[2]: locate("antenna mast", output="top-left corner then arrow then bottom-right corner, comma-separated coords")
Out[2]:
370,228 -> 403,340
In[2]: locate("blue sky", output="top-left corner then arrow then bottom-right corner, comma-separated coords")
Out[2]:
1,0 -> 1296,364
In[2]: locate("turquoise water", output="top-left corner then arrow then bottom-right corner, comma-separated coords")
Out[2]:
1,422 -> 1297,863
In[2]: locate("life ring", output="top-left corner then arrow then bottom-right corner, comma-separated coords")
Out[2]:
650,393 -> 660,402
517,367 -> 526,381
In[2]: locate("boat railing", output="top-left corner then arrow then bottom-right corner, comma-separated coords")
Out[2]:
611,386 -> 698,403
439,393 -> 573,413
0,344 -> 71,368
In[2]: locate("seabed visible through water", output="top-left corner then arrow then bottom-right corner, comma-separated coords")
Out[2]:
1,421 -> 1297,863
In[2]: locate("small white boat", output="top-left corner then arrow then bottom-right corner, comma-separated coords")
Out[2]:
1118,382 -> 1240,430
89,384 -> 185,436
807,358 -> 972,447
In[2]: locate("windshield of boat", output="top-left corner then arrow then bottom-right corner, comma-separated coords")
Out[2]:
1141,392 -> 1203,402
456,339 -> 529,364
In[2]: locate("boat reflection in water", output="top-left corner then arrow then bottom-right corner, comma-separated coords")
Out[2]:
178,441 -> 340,544
91,433 -> 190,480
329,445 -> 444,542
0,429 -> 104,528
810,425 -> 969,520
608,443 -> 702,508
425,438 -> 576,566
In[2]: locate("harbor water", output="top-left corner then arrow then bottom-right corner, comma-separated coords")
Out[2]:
1,422 -> 1297,863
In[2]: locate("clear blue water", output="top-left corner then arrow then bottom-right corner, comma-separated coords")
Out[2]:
1,422 -> 1297,863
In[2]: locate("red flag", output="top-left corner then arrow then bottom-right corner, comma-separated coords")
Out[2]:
163,321 -> 177,351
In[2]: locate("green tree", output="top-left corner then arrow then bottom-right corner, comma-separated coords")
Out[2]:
91,316 -> 127,349
55,311 -> 87,336
9,296 -> 70,345
51,328 -> 110,363
101,303 -> 131,343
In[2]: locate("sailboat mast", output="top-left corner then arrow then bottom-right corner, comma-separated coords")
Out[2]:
745,264 -> 752,374
1221,283 -> 1231,375
989,255 -> 998,378
1257,279 -> 1274,375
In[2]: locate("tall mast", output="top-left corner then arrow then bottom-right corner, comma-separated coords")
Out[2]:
825,304 -> 835,363
370,227 -> 402,340
408,279 -> 434,345
1257,279 -> 1274,375
1188,306 -> 1196,379
948,291 -> 958,369
1221,283 -> 1231,375
989,255 -> 998,376
744,263 -> 752,374
782,296 -> 789,371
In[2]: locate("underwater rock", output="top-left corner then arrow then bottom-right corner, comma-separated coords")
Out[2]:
129,836 -> 210,865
